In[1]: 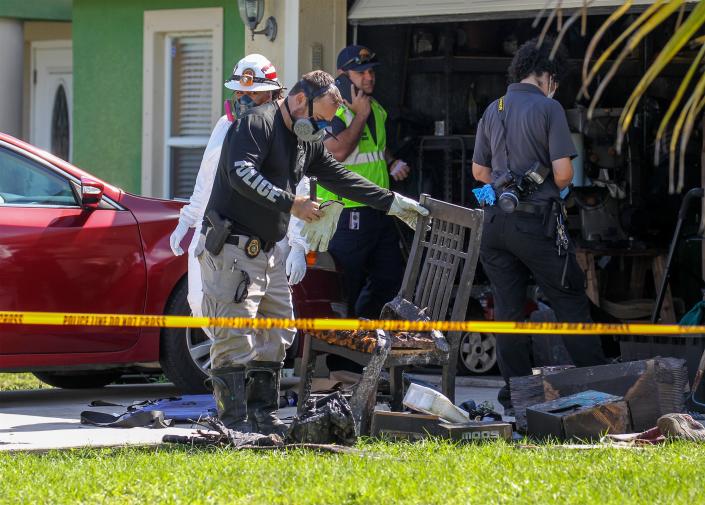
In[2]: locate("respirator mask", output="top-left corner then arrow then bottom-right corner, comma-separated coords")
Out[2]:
285,82 -> 335,142
225,93 -> 260,122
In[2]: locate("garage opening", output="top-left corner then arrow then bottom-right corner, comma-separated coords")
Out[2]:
347,4 -> 704,337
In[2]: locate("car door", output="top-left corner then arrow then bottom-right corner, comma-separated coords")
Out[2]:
0,143 -> 147,354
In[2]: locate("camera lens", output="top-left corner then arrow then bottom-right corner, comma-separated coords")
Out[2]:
498,190 -> 519,213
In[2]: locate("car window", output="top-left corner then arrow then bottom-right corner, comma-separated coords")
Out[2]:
0,147 -> 77,207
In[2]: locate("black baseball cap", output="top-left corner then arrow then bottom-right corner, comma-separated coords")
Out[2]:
336,45 -> 379,72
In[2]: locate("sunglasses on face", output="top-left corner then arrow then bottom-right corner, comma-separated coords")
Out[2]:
230,73 -> 279,88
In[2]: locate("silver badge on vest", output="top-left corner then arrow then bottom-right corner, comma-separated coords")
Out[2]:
349,210 -> 360,230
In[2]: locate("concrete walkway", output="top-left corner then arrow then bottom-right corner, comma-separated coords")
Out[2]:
0,375 -> 503,452
0,384 -> 206,452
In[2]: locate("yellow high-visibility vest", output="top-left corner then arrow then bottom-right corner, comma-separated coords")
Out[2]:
319,99 -> 388,208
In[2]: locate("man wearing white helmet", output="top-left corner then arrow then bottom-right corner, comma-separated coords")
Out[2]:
168,54 -> 311,386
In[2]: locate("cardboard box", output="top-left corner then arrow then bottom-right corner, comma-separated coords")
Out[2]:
526,390 -> 631,440
371,411 -> 446,440
439,421 -> 513,442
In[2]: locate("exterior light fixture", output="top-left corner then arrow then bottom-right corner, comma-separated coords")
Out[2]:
237,0 -> 277,42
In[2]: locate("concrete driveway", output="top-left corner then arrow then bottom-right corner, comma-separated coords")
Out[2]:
0,375 -> 503,452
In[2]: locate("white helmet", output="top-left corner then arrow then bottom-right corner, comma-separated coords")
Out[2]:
224,53 -> 281,92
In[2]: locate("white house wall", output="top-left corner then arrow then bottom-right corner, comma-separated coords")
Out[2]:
0,18 -> 24,137
244,0 -> 346,87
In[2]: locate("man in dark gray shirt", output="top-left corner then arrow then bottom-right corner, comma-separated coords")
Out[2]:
472,38 -> 605,412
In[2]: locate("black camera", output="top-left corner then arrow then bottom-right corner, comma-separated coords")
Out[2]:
493,163 -> 551,213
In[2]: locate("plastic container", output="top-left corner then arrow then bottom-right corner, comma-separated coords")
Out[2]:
403,383 -> 469,423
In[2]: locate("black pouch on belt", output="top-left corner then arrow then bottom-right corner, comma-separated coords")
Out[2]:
543,201 -> 559,239
204,209 -> 232,255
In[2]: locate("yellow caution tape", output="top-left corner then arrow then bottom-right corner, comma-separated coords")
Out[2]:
0,311 -> 704,336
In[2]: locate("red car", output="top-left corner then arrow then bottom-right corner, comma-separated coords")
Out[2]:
0,132 -> 345,392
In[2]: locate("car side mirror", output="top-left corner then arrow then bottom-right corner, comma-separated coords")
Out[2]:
80,176 -> 104,209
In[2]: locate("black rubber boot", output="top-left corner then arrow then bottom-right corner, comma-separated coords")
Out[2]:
210,366 -> 252,432
246,361 -> 288,437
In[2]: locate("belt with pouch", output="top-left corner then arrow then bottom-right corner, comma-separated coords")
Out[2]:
515,202 -> 550,216
202,225 -> 274,257
225,234 -> 275,256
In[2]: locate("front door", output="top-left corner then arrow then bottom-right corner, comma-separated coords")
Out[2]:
30,41 -> 73,162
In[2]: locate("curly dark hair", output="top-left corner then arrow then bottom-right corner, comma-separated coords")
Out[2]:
508,36 -> 571,84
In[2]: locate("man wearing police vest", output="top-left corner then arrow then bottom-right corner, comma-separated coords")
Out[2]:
199,69 -> 428,435
322,45 -> 411,319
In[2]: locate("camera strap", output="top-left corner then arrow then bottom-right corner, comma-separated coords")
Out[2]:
497,97 -> 519,179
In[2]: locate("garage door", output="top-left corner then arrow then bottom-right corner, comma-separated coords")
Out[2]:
348,0 -> 694,25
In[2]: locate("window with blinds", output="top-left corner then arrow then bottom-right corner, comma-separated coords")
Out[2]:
165,33 -> 213,199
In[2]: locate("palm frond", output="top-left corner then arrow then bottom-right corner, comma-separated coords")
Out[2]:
678,72 -> 705,192
592,0 -> 686,124
669,92 -> 698,193
538,0 -> 563,47
579,0 -> 666,102
618,0 -> 705,153
580,0 -> 633,98
676,1 -> 687,29
533,0 -> 556,29
551,3 -> 595,61
654,43 -> 705,166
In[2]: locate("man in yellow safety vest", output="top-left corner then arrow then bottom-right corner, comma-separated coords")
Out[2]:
321,45 -> 412,319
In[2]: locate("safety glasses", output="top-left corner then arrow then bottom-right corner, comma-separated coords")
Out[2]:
229,73 -> 279,88
234,270 -> 251,304
341,51 -> 377,69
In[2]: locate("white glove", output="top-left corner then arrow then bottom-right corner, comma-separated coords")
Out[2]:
387,192 -> 429,230
169,220 -> 189,256
285,244 -> 307,285
301,200 -> 345,252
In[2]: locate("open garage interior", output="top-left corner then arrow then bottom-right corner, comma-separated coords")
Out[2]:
349,4 -> 705,329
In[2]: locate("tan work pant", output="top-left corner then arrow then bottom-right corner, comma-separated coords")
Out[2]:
198,238 -> 295,368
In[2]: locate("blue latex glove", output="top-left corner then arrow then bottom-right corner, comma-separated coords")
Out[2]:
472,184 -> 496,206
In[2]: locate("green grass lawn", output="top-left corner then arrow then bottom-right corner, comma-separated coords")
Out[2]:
0,372 -> 47,391
0,440 -> 703,504
1,375 -> 702,504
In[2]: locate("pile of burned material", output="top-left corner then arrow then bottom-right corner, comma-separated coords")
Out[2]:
163,392 -> 360,453
510,357 -> 689,433
507,357 -> 698,442
311,329 -> 437,353
309,296 -> 447,354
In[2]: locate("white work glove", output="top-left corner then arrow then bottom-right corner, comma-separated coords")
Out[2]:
387,192 -> 430,230
301,200 -> 345,252
169,220 -> 189,256
285,244 -> 307,285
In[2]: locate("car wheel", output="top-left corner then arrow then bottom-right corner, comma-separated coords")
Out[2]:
160,280 -> 210,393
33,370 -> 122,389
457,331 -> 497,375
